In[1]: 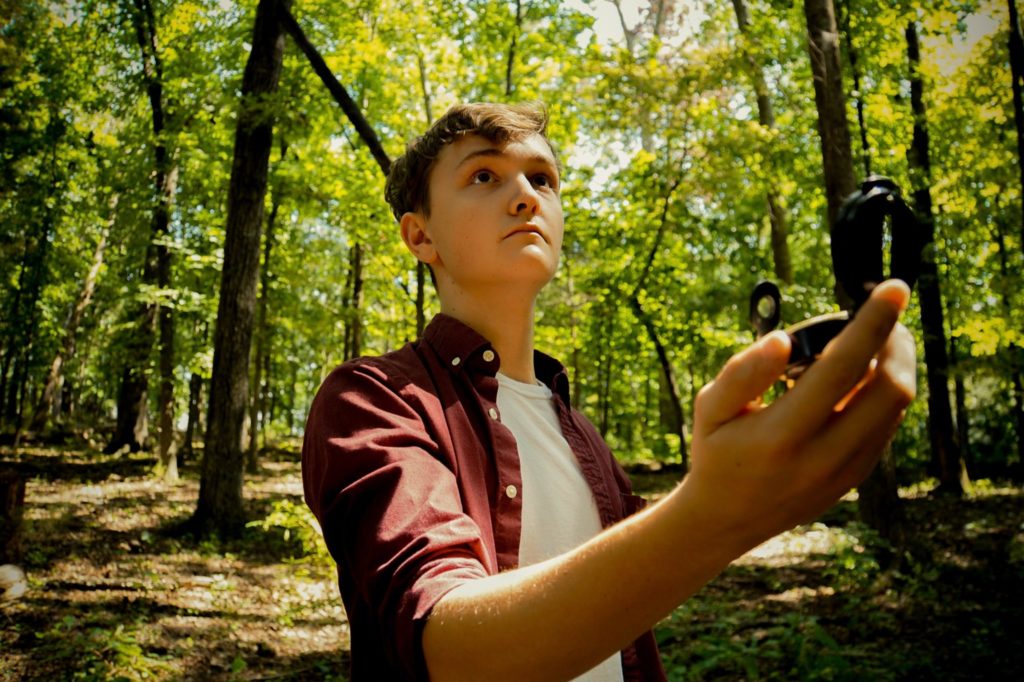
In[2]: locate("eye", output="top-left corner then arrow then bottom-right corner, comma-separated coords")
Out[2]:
532,173 -> 558,190
471,170 -> 496,184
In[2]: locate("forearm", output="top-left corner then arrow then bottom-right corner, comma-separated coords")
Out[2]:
422,477 -> 758,682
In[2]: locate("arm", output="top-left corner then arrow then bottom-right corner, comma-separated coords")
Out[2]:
423,280 -> 916,681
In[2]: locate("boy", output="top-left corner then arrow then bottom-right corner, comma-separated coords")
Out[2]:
302,102 -> 916,681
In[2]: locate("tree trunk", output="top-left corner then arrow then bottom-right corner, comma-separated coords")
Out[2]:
281,6 -> 395,360
5,120 -> 60,440
505,0 -> 522,97
0,470 -> 25,564
246,178 -> 282,474
949,335 -> 972,469
627,179 -> 688,466
343,243 -> 364,360
731,0 -> 794,284
31,198 -> 113,432
279,7 -> 390,175
803,0 -> 856,230
108,0 -> 179,456
906,22 -> 968,495
630,295 -> 688,467
1008,0 -> 1024,252
194,0 -> 290,538
415,48 -> 433,337
837,0 -> 872,177
804,0 -> 905,543
993,214 -> 1024,481
181,369 -> 203,466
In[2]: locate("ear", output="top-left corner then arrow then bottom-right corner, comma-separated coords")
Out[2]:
400,211 -> 438,265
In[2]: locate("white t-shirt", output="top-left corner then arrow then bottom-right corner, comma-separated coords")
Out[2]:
496,372 -> 624,682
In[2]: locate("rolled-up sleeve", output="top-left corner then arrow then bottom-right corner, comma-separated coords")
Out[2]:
302,360 -> 490,679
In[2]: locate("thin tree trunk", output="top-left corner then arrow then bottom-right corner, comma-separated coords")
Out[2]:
194,0 -> 290,538
906,21 -> 967,495
804,0 -> 905,545
157,167 -> 179,480
627,179 -> 688,466
31,198 -> 113,431
7,116 -> 61,441
246,176 -> 282,474
838,0 -> 872,177
505,0 -> 522,97
731,0 -> 794,284
344,243 -> 364,360
415,48 -> 434,336
181,369 -> 203,465
949,335 -> 971,469
1008,0 -> 1024,251
279,7 -> 390,175
993,215 -> 1024,480
630,295 -> 687,467
281,6 -> 395,360
108,0 -> 178,456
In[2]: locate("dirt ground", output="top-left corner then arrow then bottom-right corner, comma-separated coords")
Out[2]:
1,445 -> 1022,681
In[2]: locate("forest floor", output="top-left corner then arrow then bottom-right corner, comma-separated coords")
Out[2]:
0,443 -> 1022,681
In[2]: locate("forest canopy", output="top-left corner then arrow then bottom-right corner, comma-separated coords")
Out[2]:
1,0 -> 1022,524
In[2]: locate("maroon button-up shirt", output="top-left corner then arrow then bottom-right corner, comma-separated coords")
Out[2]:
302,314 -> 666,680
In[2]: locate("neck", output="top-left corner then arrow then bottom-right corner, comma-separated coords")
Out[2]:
439,287 -> 538,383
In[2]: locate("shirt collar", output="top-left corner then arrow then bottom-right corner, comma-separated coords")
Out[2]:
421,314 -> 572,404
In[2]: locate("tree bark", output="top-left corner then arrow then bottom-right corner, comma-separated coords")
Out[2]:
731,0 -> 794,284
108,0 -> 179,456
279,7 -> 390,175
837,0 -> 872,177
415,47 -> 434,336
993,214 -> 1024,480
343,243 -> 364,360
949,335 -> 971,468
0,470 -> 25,565
181,369 -> 203,465
194,0 -> 290,538
505,0 -> 523,97
1008,0 -> 1024,252
246,173 -> 282,474
804,0 -> 905,544
905,22 -> 968,495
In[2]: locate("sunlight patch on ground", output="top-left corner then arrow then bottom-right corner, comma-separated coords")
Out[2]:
738,524 -> 838,567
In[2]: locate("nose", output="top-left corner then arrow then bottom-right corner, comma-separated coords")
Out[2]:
508,174 -> 539,216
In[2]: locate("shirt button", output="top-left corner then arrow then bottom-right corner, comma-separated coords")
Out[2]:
451,357 -> 461,366
482,350 -> 495,362
505,484 -> 518,499
488,407 -> 498,420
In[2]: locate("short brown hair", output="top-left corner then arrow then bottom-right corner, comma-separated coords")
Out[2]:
384,101 -> 556,221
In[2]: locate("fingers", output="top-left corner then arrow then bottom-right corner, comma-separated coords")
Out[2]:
771,279 -> 910,446
694,330 -> 791,433
799,321 -> 916,487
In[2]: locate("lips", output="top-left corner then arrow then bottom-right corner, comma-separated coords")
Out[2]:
503,223 -> 546,242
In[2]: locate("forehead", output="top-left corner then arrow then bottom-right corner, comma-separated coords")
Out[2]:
435,132 -> 558,174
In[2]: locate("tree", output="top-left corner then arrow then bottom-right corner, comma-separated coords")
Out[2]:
905,20 -> 969,495
731,0 -> 794,284
803,0 -> 904,546
194,0 -> 291,537
105,0 -> 180,466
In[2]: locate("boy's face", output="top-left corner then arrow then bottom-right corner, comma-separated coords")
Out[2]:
400,132 -> 564,303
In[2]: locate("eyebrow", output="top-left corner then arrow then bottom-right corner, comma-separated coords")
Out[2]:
454,147 -> 558,173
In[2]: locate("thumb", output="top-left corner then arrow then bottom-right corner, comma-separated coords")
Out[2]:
695,331 -> 791,433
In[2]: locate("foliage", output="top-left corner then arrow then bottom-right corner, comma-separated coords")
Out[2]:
246,496 -> 332,565
0,0 -> 1019,501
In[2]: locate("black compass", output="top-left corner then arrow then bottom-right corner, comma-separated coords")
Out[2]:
748,176 -> 925,382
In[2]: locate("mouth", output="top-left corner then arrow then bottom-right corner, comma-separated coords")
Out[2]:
504,223 -> 547,242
